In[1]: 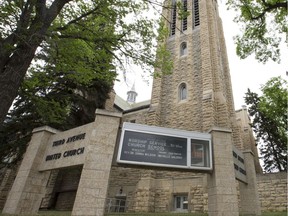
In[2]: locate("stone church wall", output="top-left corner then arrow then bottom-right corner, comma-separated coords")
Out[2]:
257,172 -> 287,212
106,164 -> 288,213
107,165 -> 209,213
1,158 -> 287,213
122,109 -> 149,125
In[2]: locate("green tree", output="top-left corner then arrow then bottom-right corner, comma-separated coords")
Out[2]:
0,0 -> 166,124
226,0 -> 287,63
0,25 -> 115,165
0,0 -> 174,165
245,77 -> 287,172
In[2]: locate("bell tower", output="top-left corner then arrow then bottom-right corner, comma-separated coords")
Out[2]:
149,0 -> 237,134
147,0 -> 261,215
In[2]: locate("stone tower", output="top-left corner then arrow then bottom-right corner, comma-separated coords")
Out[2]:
149,0 -> 237,135
145,0 -> 261,215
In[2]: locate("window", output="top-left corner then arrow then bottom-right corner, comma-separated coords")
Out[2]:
106,197 -> 127,213
193,0 -> 200,29
179,83 -> 187,101
191,143 -> 204,166
191,139 -> 210,167
115,198 -> 126,212
170,0 -> 177,36
174,195 -> 188,211
181,0 -> 188,31
180,42 -> 187,56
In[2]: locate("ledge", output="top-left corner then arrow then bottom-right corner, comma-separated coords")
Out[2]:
32,126 -> 59,134
208,126 -> 232,133
95,109 -> 122,118
242,150 -> 255,156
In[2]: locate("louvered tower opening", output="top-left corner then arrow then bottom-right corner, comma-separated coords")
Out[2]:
170,0 -> 177,36
182,0 -> 188,31
193,0 -> 200,28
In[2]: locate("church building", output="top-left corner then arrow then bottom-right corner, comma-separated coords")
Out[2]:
1,0 -> 271,216
101,0 -> 262,214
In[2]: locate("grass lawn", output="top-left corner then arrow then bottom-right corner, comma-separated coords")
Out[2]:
261,213 -> 287,216
104,213 -> 287,216
0,211 -> 287,216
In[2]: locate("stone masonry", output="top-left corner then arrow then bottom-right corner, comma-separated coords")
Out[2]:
257,172 -> 287,212
117,0 -> 260,215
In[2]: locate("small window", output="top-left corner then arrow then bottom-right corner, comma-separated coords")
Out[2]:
180,42 -> 187,56
174,195 -> 188,211
115,198 -> 126,212
191,139 -> 211,168
179,83 -> 187,101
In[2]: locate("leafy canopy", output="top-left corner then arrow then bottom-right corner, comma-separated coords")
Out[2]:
0,0 -> 171,123
0,0 -> 172,164
0,18 -> 116,166
226,0 -> 287,63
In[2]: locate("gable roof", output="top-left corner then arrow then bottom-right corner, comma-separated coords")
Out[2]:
114,94 -> 150,112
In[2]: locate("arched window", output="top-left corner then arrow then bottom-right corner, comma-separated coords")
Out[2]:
179,83 -> 187,101
180,42 -> 187,56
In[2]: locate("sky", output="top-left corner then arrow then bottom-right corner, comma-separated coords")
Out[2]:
114,1 -> 288,110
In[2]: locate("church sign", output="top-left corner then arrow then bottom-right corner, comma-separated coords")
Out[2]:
117,122 -> 212,170
39,124 -> 91,171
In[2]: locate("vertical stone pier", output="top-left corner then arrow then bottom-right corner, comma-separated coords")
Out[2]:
72,109 -> 122,216
207,127 -> 239,216
2,126 -> 58,214
133,170 -> 156,212
239,150 -> 261,215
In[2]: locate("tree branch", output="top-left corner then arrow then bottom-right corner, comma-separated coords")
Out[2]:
55,4 -> 102,31
44,0 -> 72,29
250,1 -> 287,21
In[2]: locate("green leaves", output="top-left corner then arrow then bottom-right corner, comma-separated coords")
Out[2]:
245,77 -> 287,172
227,0 -> 287,63
0,0 -> 170,165
0,0 -> 171,124
153,18 -> 173,77
176,1 -> 190,21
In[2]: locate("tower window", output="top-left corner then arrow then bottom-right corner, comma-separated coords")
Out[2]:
193,0 -> 200,29
179,83 -> 187,101
181,0 -> 188,32
170,0 -> 177,36
180,42 -> 188,56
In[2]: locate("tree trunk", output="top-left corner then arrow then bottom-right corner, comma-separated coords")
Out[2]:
0,0 -> 72,123
0,44 -> 39,123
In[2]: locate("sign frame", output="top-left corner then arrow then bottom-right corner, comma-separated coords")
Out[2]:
117,122 -> 213,171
